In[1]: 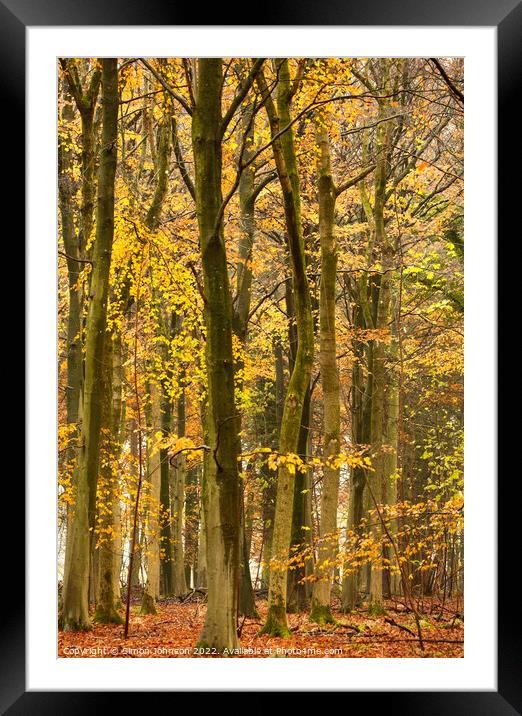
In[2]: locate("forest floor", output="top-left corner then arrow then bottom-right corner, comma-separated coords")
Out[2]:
58,595 -> 463,658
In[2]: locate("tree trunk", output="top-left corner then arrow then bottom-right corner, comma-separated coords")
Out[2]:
58,104 -> 83,598
233,127 -> 259,618
366,89 -> 394,614
171,384 -> 189,597
341,283 -> 373,611
184,463 -> 200,589
257,60 -> 314,637
239,504 -> 258,617
310,122 -> 341,625
261,339 -> 285,587
94,332 -> 123,624
287,387 -> 313,613
61,59 -> 118,631
112,333 -> 125,606
196,501 -> 208,589
367,274 -> 391,613
160,388 -> 174,597
384,324 -> 400,597
192,59 -> 240,651
141,381 -> 162,614
59,68 -> 101,607
129,417 -> 142,589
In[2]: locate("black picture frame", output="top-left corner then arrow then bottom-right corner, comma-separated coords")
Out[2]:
8,0 -> 517,710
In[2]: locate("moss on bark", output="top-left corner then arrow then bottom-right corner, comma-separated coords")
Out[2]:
140,592 -> 158,615
94,605 -> 123,624
256,59 -> 314,635
192,58 -> 240,652
309,603 -> 337,626
259,605 -> 292,638
61,59 -> 119,632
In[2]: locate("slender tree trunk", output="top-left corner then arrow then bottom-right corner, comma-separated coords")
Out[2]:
261,339 -> 285,587
61,59 -> 118,631
341,280 -> 373,610
139,115 -> 174,602
129,417 -> 142,589
144,118 -> 171,229
384,323 -> 400,596
58,107 -> 83,598
111,333 -> 125,606
141,381 -> 162,614
195,403 -> 210,590
192,59 -> 240,651
257,60 -> 314,637
196,499 -> 208,589
239,502 -> 258,617
310,122 -> 341,624
367,274 -> 391,613
171,383 -> 189,597
367,91 -> 394,614
233,131 -> 259,618
184,464 -> 199,589
287,387 -> 313,613
159,388 -> 174,597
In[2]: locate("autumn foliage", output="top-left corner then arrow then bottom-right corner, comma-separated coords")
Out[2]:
58,57 -> 464,656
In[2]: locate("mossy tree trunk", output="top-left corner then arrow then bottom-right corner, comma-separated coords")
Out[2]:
58,67 -> 101,602
257,61 -> 314,637
192,58 -> 240,651
144,118 -> 171,230
61,59 -> 118,631
58,101 -> 83,596
363,70 -> 395,614
94,332 -> 123,624
141,380 -> 162,614
283,272 -> 314,613
64,71 -> 102,603
287,388 -> 313,613
310,122 -> 341,625
60,58 -> 101,262
311,123 -> 377,621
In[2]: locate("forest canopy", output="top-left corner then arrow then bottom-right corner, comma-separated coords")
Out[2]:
57,57 -> 464,658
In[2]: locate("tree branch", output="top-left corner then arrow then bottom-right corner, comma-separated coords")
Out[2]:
429,58 -> 464,104
220,58 -> 266,136
140,59 -> 193,116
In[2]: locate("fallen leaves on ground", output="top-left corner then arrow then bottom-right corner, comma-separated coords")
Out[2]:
58,597 -> 463,658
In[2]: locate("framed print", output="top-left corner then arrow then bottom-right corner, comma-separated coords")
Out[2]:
6,0 -> 517,710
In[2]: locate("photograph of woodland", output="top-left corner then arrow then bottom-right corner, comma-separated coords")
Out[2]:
58,57 -> 464,658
